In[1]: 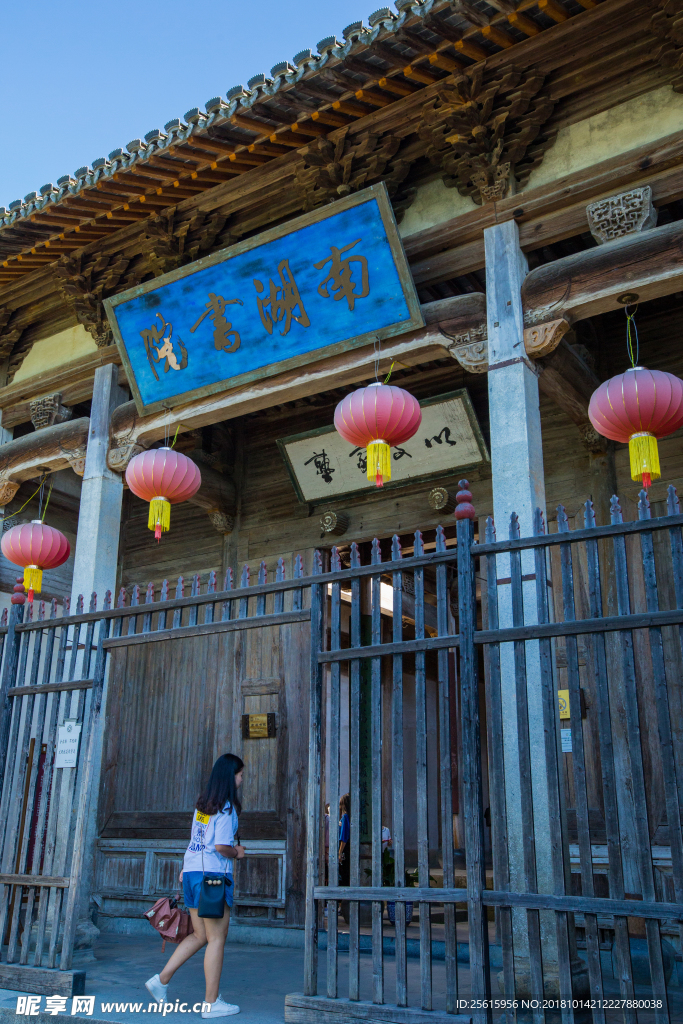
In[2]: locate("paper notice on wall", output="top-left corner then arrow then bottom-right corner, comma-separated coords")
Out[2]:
561,728 -> 572,753
56,721 -> 82,768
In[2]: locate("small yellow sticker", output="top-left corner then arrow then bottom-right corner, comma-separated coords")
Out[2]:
558,690 -> 570,720
196,811 -> 210,825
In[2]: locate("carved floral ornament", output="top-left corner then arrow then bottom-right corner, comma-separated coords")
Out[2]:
419,65 -> 557,205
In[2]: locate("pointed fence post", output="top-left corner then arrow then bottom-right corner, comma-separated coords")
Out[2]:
304,551 -> 325,997
455,484 -> 491,1017
0,587 -> 25,785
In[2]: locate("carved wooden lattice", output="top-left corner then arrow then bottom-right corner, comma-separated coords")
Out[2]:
420,65 -> 556,204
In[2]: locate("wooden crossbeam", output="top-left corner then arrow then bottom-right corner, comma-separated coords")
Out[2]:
8,679 -> 94,697
0,874 -> 69,887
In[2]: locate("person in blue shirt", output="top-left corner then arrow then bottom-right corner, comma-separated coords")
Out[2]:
146,754 -> 246,1017
338,793 -> 350,887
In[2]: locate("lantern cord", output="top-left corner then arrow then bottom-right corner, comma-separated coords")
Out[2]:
374,335 -> 381,382
0,478 -> 46,527
626,304 -> 640,368
38,473 -> 46,520
40,479 -> 54,523
383,361 -> 395,385
170,424 -> 180,449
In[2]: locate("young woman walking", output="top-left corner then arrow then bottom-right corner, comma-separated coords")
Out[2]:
145,754 -> 246,1017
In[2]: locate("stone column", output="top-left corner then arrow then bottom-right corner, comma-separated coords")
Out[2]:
70,364 -> 127,604
69,362 -> 127,953
485,220 -> 586,996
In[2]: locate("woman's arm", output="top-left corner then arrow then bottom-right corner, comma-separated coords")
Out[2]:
215,844 -> 246,860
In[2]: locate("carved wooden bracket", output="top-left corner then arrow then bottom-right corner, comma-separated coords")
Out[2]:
651,0 -> 683,93
0,307 -> 23,364
586,186 -> 657,245
107,441 -> 146,474
523,319 -> 571,358
59,441 -> 88,477
420,64 -> 556,205
295,130 -> 416,216
0,477 -> 20,505
53,253 -> 132,348
29,393 -> 73,431
448,326 -> 489,374
207,509 -> 235,535
447,318 -> 569,372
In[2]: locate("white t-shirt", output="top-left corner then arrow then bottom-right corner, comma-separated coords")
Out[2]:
183,802 -> 238,874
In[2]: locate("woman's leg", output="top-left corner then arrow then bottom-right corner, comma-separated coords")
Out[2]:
159,911 -> 207,985
203,908 -> 231,1003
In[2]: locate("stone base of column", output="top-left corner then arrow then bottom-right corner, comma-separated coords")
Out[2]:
496,956 -> 589,998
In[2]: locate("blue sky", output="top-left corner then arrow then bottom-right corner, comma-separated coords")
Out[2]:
0,0 -> 374,209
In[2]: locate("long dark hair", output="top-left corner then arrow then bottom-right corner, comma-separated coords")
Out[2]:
196,753 -> 244,816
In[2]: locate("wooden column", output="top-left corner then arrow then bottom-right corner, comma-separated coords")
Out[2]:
484,219 -> 561,990
70,364 -> 127,604
69,362 -> 127,946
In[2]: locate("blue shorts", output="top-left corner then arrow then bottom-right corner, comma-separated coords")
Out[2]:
182,871 -> 234,909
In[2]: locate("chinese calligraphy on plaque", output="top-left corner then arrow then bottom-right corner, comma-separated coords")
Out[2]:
277,390 -> 489,503
105,184 -> 422,416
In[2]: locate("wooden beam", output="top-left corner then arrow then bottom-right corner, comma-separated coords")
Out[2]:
0,874 -> 69,887
284,994 -> 470,1024
522,219 -> 683,321
103,608 -> 311,648
7,680 -> 93,696
0,964 -> 85,997
0,416 -> 89,483
404,129 -> 683,279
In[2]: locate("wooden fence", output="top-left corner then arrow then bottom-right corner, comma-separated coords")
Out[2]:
285,483 -> 683,1024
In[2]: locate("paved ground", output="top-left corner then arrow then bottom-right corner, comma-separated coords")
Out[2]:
1,932 -> 682,1023
0,934 -> 452,1024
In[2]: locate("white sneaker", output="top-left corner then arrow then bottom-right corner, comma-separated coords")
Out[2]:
145,974 -> 168,1004
202,997 -> 240,1017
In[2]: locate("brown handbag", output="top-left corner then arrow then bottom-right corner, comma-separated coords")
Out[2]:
143,894 -> 194,952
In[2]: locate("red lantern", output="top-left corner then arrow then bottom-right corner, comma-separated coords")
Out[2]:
588,366 -> 683,489
1,521 -> 70,601
125,448 -> 201,541
334,383 -> 422,487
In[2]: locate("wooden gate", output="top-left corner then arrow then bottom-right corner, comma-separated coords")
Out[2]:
0,591 -> 112,995
286,481 -> 683,1024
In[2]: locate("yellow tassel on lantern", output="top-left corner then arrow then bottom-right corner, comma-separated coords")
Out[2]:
367,441 -> 391,487
23,565 -> 42,596
148,497 -> 171,541
629,431 -> 661,489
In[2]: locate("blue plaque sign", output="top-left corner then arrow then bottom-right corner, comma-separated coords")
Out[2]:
104,183 -> 423,416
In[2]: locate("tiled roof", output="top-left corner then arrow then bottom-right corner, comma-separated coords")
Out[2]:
0,0 -> 595,277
